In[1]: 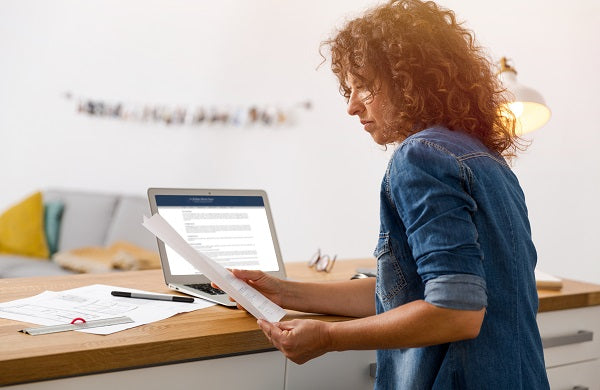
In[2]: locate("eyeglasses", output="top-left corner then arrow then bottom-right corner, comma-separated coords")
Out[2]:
307,248 -> 337,273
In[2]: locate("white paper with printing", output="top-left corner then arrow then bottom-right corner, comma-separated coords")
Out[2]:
142,213 -> 286,323
0,284 -> 213,335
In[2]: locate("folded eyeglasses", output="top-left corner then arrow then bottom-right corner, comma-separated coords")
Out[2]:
307,248 -> 337,273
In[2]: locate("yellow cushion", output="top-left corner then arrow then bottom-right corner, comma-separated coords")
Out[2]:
0,192 -> 49,259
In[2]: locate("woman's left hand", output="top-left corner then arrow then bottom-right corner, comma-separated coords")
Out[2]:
257,319 -> 333,365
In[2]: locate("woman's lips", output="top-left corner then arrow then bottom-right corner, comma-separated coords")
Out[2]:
362,121 -> 374,131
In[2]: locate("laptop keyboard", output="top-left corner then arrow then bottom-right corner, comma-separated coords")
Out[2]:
185,283 -> 226,295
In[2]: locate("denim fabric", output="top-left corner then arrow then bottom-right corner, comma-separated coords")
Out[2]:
374,127 -> 549,389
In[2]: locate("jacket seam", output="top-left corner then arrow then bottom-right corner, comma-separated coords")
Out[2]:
400,138 -> 509,168
400,138 -> 459,160
497,185 -> 520,381
458,152 -> 509,167
384,158 -> 405,229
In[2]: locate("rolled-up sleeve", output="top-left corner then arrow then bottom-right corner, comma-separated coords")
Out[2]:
389,139 -> 488,310
425,274 -> 487,310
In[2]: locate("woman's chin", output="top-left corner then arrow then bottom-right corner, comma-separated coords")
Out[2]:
370,132 -> 390,145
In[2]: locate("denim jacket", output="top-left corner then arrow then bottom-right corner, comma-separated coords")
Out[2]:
374,127 -> 549,389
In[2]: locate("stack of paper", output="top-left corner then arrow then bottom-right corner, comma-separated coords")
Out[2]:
0,284 -> 214,335
535,268 -> 563,290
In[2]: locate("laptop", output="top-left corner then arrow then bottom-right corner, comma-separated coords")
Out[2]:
147,188 -> 287,307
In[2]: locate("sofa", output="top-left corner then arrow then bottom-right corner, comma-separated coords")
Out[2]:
0,189 -> 158,278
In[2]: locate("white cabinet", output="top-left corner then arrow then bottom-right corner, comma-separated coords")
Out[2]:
546,359 -> 600,390
5,351 -> 286,390
285,350 -> 376,390
285,305 -> 600,390
537,305 -> 600,389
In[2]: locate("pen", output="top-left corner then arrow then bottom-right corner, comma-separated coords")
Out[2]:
111,290 -> 195,303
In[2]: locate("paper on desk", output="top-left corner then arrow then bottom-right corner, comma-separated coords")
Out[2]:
142,213 -> 286,323
0,284 -> 214,335
535,268 -> 563,290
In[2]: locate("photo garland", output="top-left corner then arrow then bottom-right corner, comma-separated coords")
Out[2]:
62,92 -> 312,127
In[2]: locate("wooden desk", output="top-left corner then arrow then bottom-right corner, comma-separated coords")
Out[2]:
1,259 -> 599,387
0,260 -> 371,386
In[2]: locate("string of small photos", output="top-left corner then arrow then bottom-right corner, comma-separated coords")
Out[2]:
62,92 -> 312,127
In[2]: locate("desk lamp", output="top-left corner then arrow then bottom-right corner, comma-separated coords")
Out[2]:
497,57 -> 551,135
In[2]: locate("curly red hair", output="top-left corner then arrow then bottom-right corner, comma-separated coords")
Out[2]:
322,0 -> 521,158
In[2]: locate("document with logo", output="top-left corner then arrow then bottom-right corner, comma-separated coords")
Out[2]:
142,213 -> 286,323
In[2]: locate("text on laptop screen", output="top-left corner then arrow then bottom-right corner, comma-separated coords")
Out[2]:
155,195 -> 279,275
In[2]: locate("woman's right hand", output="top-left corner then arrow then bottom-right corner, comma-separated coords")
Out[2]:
213,269 -> 286,309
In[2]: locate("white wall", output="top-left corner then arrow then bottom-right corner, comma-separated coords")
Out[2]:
1,0 -> 599,283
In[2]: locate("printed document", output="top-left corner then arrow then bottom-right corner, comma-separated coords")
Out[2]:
142,213 -> 286,323
0,284 -> 214,335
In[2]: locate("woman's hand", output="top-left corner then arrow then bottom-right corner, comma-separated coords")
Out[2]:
212,269 -> 286,309
257,319 -> 333,365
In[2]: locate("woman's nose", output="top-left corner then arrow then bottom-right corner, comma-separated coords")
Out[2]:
347,93 -> 364,116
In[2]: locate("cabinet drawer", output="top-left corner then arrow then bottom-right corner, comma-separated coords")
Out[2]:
546,358 -> 600,390
285,350 -> 376,390
537,306 -> 600,368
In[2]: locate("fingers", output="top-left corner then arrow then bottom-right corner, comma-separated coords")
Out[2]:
258,320 -> 298,358
275,320 -> 298,331
257,319 -> 330,365
258,319 -> 292,333
257,319 -> 281,344
230,268 -> 266,282
211,268 -> 245,289
213,269 -> 263,288
212,270 -> 274,311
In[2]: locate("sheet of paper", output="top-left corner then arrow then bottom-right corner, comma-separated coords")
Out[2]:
0,284 -> 214,335
535,268 -> 562,283
142,213 -> 286,323
535,268 -> 563,290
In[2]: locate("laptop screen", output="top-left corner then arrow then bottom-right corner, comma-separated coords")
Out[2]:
155,194 -> 280,275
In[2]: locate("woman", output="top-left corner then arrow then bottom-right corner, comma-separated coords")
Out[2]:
228,0 -> 549,388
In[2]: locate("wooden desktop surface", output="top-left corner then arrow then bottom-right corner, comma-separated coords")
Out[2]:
1,258 -> 599,386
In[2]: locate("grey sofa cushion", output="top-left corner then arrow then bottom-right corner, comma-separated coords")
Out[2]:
1,190 -> 158,279
104,196 -> 156,251
44,190 -> 119,252
0,254 -> 75,278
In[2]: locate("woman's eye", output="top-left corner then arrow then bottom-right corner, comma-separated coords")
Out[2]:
357,90 -> 372,101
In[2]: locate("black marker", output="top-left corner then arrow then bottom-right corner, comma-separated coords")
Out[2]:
111,290 -> 194,303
